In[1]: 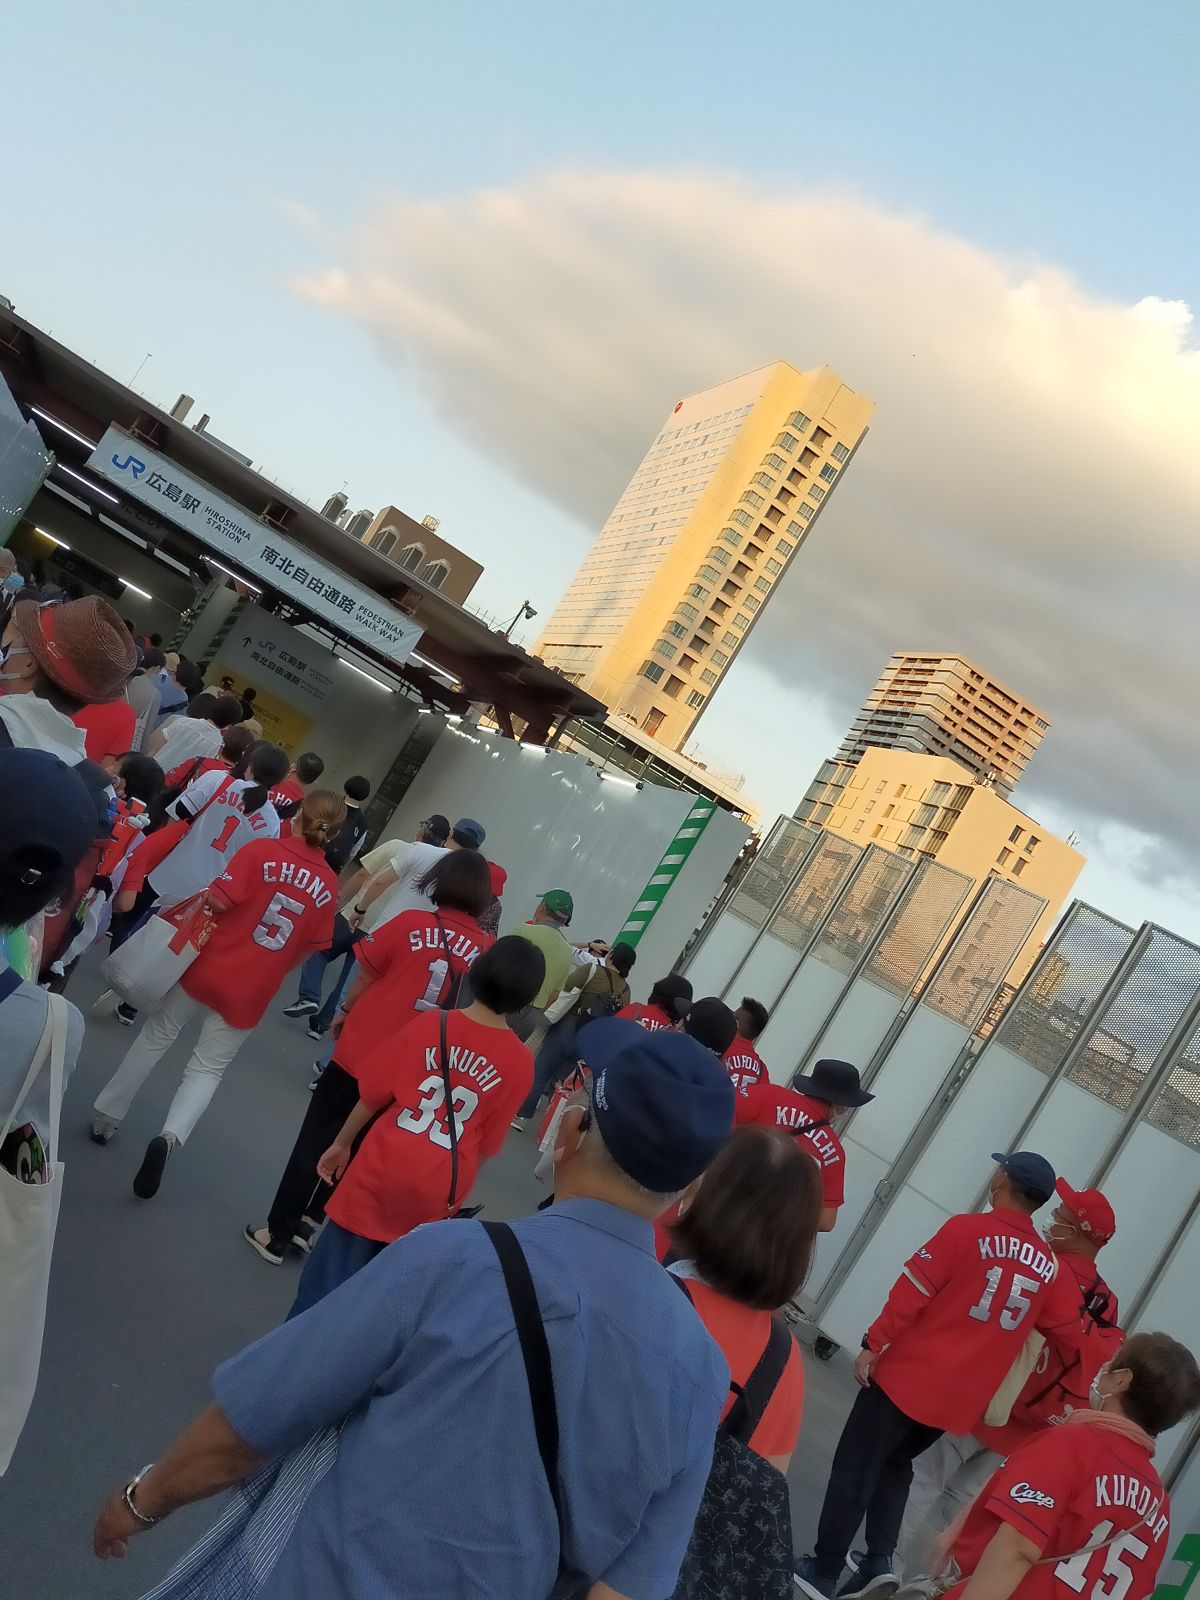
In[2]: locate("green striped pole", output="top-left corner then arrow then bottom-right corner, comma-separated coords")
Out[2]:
618,796 -> 718,946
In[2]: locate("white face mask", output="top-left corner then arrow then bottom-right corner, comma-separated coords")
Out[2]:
0,642 -> 31,682
1089,1365 -> 1109,1411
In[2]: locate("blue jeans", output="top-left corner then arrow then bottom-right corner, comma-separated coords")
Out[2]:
298,948 -> 357,1032
287,1219 -> 386,1320
517,1015 -> 581,1120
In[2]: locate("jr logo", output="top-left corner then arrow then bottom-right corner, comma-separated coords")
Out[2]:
110,451 -> 146,478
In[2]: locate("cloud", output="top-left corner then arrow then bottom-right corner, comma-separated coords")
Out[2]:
293,168 -> 1200,880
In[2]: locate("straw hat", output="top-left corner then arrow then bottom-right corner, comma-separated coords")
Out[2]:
13,596 -> 137,705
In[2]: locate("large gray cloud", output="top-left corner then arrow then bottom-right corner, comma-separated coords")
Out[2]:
294,169 -> 1200,879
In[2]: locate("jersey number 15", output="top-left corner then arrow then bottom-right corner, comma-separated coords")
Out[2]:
968,1266 -> 1042,1331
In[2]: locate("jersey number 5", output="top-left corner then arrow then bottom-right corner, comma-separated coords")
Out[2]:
968,1266 -> 1042,1330
396,1072 -> 480,1148
1055,1523 -> 1149,1600
253,892 -> 306,952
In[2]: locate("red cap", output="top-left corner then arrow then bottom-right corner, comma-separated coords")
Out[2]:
1055,1179 -> 1116,1243
488,861 -> 507,898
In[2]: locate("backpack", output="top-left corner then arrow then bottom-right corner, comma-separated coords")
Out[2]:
669,1278 -> 796,1600
578,967 -> 624,1022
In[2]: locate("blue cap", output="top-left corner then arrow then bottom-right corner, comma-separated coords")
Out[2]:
0,749 -> 100,891
992,1150 -> 1056,1206
577,1018 -> 735,1193
452,817 -> 486,848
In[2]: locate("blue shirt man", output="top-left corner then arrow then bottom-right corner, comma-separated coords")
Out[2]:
94,1021 -> 738,1600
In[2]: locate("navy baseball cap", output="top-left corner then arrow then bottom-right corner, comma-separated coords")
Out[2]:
992,1150 -> 1056,1206
0,749 -> 99,891
452,817 -> 486,848
577,1018 -> 735,1193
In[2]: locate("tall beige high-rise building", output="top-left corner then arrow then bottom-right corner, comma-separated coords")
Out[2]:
536,363 -> 874,750
838,651 -> 1048,796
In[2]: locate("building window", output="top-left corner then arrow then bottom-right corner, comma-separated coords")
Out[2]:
712,648 -> 728,667
707,545 -> 730,566
741,491 -> 765,510
688,585 -> 709,602
665,620 -> 687,639
1009,825 -> 1022,843
396,542 -> 425,573
743,595 -> 760,612
731,509 -> 753,528
676,602 -> 699,622
812,426 -> 831,446
732,613 -> 750,631
698,564 -> 720,583
798,504 -> 814,520
421,558 -> 451,590
1012,856 -> 1027,877
776,539 -> 794,557
766,558 -> 783,575
722,630 -> 738,647
754,576 -> 771,592
808,485 -> 826,502
720,527 -> 743,545
642,660 -> 665,684
853,820 -> 864,834
752,472 -> 774,491
655,639 -> 678,658
373,528 -> 398,556
788,410 -> 811,432
1025,835 -> 1040,854
700,667 -> 718,685
876,781 -> 887,793
664,675 -> 684,700
832,441 -> 850,463
764,452 -> 787,472
679,653 -> 698,673
819,463 -> 838,483
644,709 -> 665,736
775,432 -> 798,453
686,690 -> 705,709
996,847 -> 1012,866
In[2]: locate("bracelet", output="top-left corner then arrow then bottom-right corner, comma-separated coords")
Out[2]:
123,1463 -> 160,1527
353,904 -> 367,916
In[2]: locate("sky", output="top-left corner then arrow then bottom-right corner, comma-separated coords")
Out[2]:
3,1 -> 1199,935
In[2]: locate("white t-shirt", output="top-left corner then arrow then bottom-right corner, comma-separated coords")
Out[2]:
153,714 -> 223,772
357,838 -> 448,932
149,772 -> 280,908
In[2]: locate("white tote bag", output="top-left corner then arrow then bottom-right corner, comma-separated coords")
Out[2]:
101,894 -> 216,1012
0,992 -> 68,1474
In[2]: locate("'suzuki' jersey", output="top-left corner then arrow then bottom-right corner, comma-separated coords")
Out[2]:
866,1207 -> 1084,1433
949,1423 -> 1169,1600
149,772 -> 279,908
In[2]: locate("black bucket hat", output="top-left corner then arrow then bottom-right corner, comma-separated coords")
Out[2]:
792,1059 -> 873,1108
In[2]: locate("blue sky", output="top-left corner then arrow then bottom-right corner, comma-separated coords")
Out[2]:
4,1 -> 1200,934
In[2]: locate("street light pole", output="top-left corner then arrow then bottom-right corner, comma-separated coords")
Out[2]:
503,599 -> 537,638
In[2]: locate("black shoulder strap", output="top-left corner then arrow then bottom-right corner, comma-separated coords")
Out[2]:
438,1008 -> 459,1212
0,967 -> 22,1004
482,1221 -> 565,1550
723,1317 -> 794,1444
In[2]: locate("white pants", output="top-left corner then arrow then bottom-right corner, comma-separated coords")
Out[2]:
93,986 -> 250,1144
897,1433 -> 1001,1578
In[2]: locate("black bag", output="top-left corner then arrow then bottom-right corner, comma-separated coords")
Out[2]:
670,1278 -> 796,1600
482,1221 -> 586,1599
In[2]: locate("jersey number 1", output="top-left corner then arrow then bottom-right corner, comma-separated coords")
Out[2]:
210,816 -> 240,853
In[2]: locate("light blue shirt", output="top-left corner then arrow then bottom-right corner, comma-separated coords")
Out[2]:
209,1200 -> 729,1599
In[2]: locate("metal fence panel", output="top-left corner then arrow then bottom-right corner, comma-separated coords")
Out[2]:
921,879 -> 1049,1031
861,860 -> 977,999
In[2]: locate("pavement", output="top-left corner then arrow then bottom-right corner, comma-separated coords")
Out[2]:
0,954 -> 857,1597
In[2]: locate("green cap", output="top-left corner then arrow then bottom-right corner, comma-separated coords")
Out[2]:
540,888 -> 574,924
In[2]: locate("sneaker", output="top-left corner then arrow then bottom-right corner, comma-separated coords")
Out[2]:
511,1116 -> 528,1132
795,1557 -> 840,1600
837,1558 -> 898,1600
306,1022 -> 326,1042
116,1003 -> 138,1027
132,1135 -> 172,1200
89,1115 -> 119,1146
291,1229 -> 315,1256
243,1225 -> 285,1265
282,999 -> 319,1018
308,1076 -> 321,1093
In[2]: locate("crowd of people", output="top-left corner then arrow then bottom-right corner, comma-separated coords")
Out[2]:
0,585 -> 1197,1600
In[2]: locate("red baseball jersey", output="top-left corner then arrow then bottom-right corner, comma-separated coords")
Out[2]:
867,1207 -> 1084,1433
724,1035 -> 767,1096
975,1252 -> 1125,1453
616,1001 -> 677,1033
181,835 -> 337,1029
949,1423 -> 1169,1600
736,1085 -> 846,1209
335,907 -> 490,1077
327,1010 -> 533,1243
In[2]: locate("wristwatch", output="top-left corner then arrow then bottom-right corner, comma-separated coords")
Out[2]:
123,1463 -> 160,1526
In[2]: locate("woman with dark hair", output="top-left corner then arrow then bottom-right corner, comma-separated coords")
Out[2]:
92,791 -> 346,1200
668,1126 -> 821,1473
938,1331 -> 1200,1600
281,935 -> 545,1309
243,848 -> 493,1266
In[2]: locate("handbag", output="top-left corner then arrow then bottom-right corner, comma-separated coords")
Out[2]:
668,1277 -> 796,1600
0,983 -> 69,1474
482,1221 -> 586,1599
100,892 -> 217,1011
